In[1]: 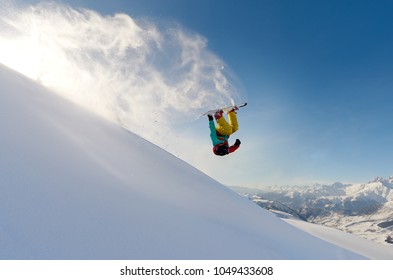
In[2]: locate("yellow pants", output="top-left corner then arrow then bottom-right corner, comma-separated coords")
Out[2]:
216,111 -> 238,136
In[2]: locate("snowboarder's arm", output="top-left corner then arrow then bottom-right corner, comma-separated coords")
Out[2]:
228,139 -> 241,154
228,145 -> 239,154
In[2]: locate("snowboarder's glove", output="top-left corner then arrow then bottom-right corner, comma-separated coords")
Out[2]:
234,139 -> 241,147
208,114 -> 213,121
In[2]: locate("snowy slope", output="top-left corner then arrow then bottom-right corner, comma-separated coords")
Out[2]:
282,217 -> 393,259
0,64 -> 366,259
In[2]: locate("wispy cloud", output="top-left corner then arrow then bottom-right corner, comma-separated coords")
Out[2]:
0,1 -> 243,146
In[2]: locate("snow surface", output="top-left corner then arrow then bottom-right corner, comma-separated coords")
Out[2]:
283,217 -> 393,259
0,64 -> 373,259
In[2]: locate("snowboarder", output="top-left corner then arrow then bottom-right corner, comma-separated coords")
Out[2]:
208,107 -> 241,156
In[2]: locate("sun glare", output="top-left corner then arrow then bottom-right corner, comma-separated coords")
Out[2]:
0,38 -> 41,81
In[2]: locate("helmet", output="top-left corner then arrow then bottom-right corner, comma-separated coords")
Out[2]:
214,144 -> 229,156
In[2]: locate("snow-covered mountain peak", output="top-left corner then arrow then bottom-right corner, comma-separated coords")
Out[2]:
346,182 -> 391,201
369,176 -> 393,188
331,182 -> 347,189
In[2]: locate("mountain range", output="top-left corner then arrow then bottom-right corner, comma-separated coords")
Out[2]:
232,176 -> 393,245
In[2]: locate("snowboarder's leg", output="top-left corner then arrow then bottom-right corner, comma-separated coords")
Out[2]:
215,115 -> 232,136
209,119 -> 222,146
227,111 -> 239,134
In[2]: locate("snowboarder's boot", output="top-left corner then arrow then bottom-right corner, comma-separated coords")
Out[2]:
214,110 -> 224,120
229,106 -> 239,113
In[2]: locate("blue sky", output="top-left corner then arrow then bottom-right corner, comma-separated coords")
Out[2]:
14,0 -> 393,186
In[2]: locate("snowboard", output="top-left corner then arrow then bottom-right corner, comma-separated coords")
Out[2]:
201,102 -> 247,117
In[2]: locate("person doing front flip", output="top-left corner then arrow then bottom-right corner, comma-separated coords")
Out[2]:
207,107 -> 241,156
